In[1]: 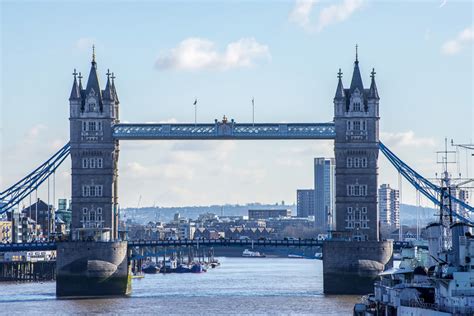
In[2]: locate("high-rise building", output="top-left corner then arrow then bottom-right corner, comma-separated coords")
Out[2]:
297,189 -> 315,217
314,158 -> 336,231
378,184 -> 400,231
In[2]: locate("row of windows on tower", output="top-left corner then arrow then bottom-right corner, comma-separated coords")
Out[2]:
81,207 -> 104,228
82,158 -> 103,168
347,120 -> 367,131
82,185 -> 103,197
351,100 -> 370,112
347,184 -> 368,196
347,157 -> 367,168
82,121 -> 103,132
345,207 -> 369,229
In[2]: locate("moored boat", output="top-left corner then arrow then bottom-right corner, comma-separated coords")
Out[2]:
142,262 -> 160,274
242,249 -> 266,258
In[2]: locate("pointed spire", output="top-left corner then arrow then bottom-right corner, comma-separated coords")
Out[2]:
350,44 -> 364,92
355,44 -> 358,63
69,68 -> 81,100
369,68 -> 380,100
85,45 -> 102,99
111,72 -> 119,103
92,45 -> 96,65
334,68 -> 345,100
103,69 -> 114,101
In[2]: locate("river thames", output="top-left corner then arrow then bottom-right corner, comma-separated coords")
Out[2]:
0,258 -> 359,315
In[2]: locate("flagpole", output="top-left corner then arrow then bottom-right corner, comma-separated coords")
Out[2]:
252,97 -> 255,126
194,98 -> 197,126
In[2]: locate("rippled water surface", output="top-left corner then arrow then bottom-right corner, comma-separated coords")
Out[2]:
0,258 -> 359,315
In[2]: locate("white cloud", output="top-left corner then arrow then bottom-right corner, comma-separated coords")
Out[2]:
27,124 -> 47,139
289,0 -> 364,32
316,0 -> 364,31
124,161 -> 194,181
75,37 -> 95,50
289,0 -> 319,29
381,131 -> 436,148
441,26 -> 473,55
155,37 -> 270,71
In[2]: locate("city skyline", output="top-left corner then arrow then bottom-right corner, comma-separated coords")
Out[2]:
1,1 -> 472,208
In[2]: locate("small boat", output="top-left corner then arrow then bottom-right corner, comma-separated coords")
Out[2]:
288,254 -> 304,259
142,262 -> 160,274
314,252 -> 323,260
191,263 -> 206,273
175,264 -> 192,273
160,258 -> 178,273
242,249 -> 266,258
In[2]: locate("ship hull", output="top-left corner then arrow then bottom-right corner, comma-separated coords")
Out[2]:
56,241 -> 131,297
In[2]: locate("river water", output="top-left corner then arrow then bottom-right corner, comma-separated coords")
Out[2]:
0,258 -> 360,315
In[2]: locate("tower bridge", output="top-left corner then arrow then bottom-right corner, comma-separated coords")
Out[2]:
1,48 -> 472,296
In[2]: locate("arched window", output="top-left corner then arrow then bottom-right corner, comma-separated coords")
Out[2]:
347,157 -> 353,168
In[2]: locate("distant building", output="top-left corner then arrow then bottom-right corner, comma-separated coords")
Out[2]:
178,222 -> 196,239
314,157 -> 335,231
248,209 -> 291,220
297,189 -> 315,217
379,184 -> 400,232
0,221 -> 12,243
12,216 -> 38,243
56,198 -> 72,233
193,228 -> 221,239
21,198 -> 55,239
225,227 -> 274,240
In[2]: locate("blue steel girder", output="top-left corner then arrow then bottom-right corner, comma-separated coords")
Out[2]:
113,122 -> 336,140
379,142 -> 474,225
0,143 -> 71,214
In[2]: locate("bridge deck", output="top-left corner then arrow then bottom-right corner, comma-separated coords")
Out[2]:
0,239 -> 323,252
113,122 -> 336,140
0,240 -> 409,252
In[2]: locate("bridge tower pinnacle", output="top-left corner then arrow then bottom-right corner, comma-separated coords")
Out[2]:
69,50 -> 120,241
333,51 -> 380,241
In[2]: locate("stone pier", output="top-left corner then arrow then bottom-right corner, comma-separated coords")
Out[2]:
322,240 -> 393,294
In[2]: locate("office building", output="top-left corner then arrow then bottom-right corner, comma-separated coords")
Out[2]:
297,189 -> 315,217
314,157 -> 335,231
378,184 -> 400,232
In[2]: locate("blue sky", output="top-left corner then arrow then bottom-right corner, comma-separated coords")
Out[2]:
1,0 -> 472,208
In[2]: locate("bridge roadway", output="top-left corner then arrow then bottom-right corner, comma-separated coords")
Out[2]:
0,239 -> 322,252
0,239 -> 411,252
112,122 -> 336,140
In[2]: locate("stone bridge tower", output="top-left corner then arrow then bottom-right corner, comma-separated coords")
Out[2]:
333,49 -> 380,241
68,49 -> 120,241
